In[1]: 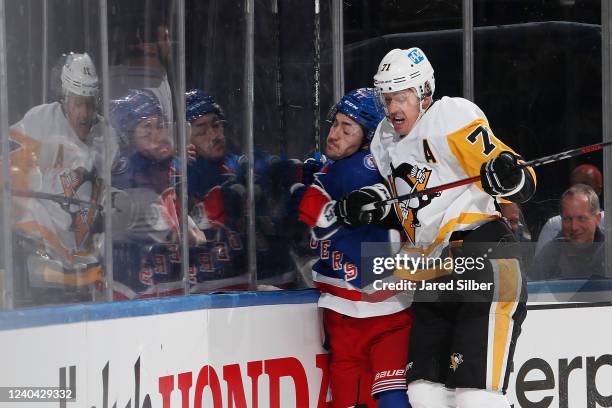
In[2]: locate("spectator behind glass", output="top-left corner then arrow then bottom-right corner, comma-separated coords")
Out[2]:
10,52 -> 117,305
499,202 -> 535,267
530,184 -> 604,280
499,202 -> 531,242
110,89 -> 203,300
535,164 -> 604,254
109,4 -> 174,125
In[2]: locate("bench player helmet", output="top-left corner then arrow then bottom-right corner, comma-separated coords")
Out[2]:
185,89 -> 224,123
110,89 -> 163,134
373,47 -> 435,101
327,88 -> 385,141
61,52 -> 99,97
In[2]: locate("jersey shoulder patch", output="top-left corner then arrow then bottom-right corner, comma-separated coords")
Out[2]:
362,153 -> 377,171
111,155 -> 129,175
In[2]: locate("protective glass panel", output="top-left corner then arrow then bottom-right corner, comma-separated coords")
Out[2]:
5,0 -> 110,307
248,0 -> 335,290
474,0 -> 609,292
184,0 -> 250,293
107,0 -> 185,300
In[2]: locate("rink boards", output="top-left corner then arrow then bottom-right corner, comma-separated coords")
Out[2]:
0,287 -> 611,408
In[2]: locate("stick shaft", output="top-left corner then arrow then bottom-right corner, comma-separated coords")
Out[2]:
364,140 -> 612,211
11,189 -> 101,209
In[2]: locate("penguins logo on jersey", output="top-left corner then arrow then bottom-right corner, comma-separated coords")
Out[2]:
389,162 -> 441,244
450,353 -> 464,372
59,167 -> 103,251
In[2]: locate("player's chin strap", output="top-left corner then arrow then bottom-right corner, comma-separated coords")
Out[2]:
414,94 -> 432,127
361,140 -> 612,212
418,96 -> 428,117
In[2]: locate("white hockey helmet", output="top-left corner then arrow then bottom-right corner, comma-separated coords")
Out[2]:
373,48 -> 435,100
60,52 -> 99,97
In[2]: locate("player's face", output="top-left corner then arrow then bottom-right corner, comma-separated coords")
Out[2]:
189,113 -> 226,162
133,115 -> 174,162
500,203 -> 521,233
156,24 -> 171,66
561,194 -> 601,244
63,94 -> 97,141
325,112 -> 364,160
382,88 -> 421,136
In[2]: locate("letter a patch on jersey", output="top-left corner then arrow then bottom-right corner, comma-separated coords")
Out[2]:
389,163 -> 440,244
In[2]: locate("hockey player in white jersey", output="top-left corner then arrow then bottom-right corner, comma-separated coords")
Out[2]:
333,48 -> 536,407
10,52 -> 117,303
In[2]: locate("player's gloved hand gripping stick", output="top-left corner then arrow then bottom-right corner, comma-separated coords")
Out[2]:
361,140 -> 612,212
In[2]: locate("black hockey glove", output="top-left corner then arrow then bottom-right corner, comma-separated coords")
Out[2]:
334,184 -> 390,227
480,152 -> 524,197
288,183 -> 307,220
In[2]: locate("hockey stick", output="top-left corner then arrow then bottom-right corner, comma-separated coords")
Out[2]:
362,140 -> 612,211
11,189 -> 103,209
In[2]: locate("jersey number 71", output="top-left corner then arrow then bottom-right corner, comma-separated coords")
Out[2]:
467,125 -> 496,156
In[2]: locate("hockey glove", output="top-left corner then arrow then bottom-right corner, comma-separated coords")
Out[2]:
480,152 -> 525,197
302,158 -> 324,186
288,183 -> 307,220
334,184 -> 391,227
220,183 -> 245,220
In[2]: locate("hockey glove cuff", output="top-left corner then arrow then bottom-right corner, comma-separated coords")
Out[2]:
334,183 -> 391,227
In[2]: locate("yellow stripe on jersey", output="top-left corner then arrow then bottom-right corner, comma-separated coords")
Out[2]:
6,129 -> 42,191
392,213 -> 497,280
13,220 -> 93,263
487,258 -> 521,391
447,118 -> 517,192
420,212 -> 499,257
41,263 -> 102,286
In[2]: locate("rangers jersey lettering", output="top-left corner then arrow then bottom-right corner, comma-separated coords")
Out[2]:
300,149 -> 411,318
